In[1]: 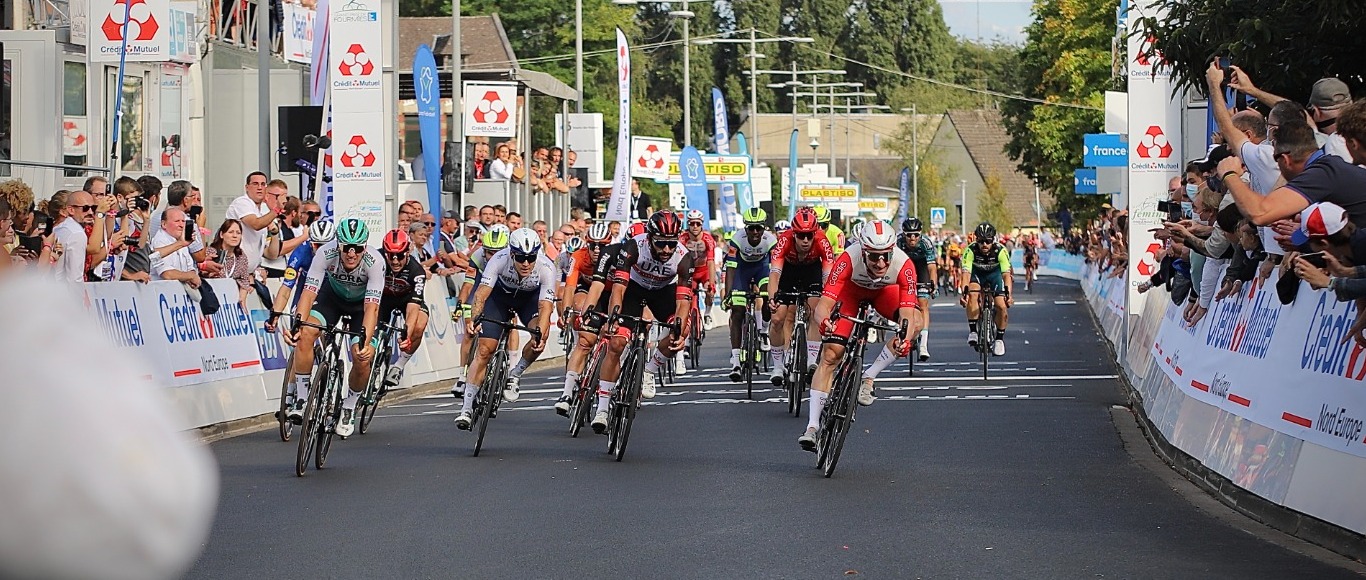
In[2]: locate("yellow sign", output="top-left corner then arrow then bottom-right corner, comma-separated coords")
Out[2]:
798,184 -> 859,202
666,162 -> 749,177
661,153 -> 752,183
858,198 -> 891,213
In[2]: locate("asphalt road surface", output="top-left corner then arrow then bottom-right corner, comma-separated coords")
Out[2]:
188,277 -> 1362,579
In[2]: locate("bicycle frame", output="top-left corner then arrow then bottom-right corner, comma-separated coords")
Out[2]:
358,308 -> 406,435
469,316 -> 542,457
288,315 -> 364,477
815,302 -> 900,478
605,309 -> 678,461
775,289 -> 822,417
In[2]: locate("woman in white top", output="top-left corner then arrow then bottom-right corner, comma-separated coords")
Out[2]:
489,142 -> 515,180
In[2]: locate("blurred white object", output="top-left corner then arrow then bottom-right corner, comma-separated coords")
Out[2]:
0,273 -> 219,580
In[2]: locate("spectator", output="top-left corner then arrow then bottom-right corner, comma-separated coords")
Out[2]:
463,205 -> 477,222
224,171 -> 279,273
490,143 -> 515,180
203,219 -> 253,305
82,176 -> 108,197
1291,203 -> 1366,302
1207,61 -> 1280,195
262,194 -> 308,278
435,213 -> 461,269
1335,100 -> 1366,165
478,204 -> 495,227
568,207 -> 589,233
416,212 -> 438,255
566,150 -> 592,212
1220,120 -> 1366,227
506,211 -> 523,231
531,220 -> 548,245
1229,68 -> 1352,160
1,179 -> 41,263
149,180 -> 210,268
629,179 -> 651,219
136,175 -> 163,211
492,204 -> 507,224
469,141 -> 491,180
408,220 -> 442,274
397,201 -> 419,233
455,219 -> 484,255
150,208 -> 202,288
50,190 -> 91,283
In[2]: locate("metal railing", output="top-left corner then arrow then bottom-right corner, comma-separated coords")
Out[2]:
0,159 -> 110,197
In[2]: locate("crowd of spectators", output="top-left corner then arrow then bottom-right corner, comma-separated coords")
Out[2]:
1126,59 -> 1366,341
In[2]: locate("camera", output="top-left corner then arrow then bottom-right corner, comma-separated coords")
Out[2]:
188,205 -> 203,218
130,196 -> 151,211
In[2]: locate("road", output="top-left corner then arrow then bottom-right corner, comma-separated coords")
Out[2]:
188,277 -> 1360,579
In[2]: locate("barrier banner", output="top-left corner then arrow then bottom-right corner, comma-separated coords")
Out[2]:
283,3 -> 315,64
1150,273 -> 1366,458
84,280 -> 264,387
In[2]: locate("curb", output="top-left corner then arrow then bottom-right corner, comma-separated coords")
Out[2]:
1082,299 -> 1366,564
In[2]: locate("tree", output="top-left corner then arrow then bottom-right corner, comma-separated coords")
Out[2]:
1142,0 -> 1366,102
977,172 -> 1013,231
999,0 -> 1117,221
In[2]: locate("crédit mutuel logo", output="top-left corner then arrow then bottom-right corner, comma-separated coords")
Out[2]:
335,0 -> 377,23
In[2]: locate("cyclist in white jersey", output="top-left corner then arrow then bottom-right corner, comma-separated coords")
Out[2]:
454,228 -> 559,430
285,218 -> 385,438
724,208 -> 778,381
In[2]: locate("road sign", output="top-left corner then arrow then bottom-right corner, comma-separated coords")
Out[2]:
1074,168 -> 1099,194
797,182 -> 860,203
858,197 -> 891,215
630,136 -> 672,180
929,206 -> 947,227
659,153 -> 751,184
1083,133 -> 1126,167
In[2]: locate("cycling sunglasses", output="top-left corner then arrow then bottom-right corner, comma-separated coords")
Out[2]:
865,251 -> 891,263
794,232 -> 814,240
744,224 -> 765,232
511,253 -> 538,263
652,239 -> 678,250
589,242 -> 608,251
305,211 -> 322,219
384,251 -> 407,261
342,244 -> 366,255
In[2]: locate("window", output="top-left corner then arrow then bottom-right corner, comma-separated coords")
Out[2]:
402,115 -> 421,160
63,61 -> 88,175
109,69 -> 147,173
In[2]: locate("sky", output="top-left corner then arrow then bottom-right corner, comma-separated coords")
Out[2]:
937,0 -> 1033,46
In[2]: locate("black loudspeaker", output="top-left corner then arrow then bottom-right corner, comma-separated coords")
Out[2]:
278,105 -> 324,171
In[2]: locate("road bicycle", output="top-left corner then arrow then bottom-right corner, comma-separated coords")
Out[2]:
774,288 -> 823,417
905,282 -> 933,378
814,303 -> 902,478
605,309 -> 678,462
357,308 -> 407,435
686,293 -> 704,370
467,317 -> 542,457
567,315 -> 610,438
735,290 -> 768,399
276,348 -> 298,442
288,315 -> 365,477
970,286 -> 1003,380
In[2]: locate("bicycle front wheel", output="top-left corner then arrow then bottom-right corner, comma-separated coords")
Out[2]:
820,356 -> 860,478
612,353 -> 644,462
790,323 -> 807,417
474,349 -> 507,457
278,350 -> 297,442
293,361 -> 325,477
358,348 -> 389,435
743,315 -> 756,399
980,305 -> 994,380
315,357 -> 343,470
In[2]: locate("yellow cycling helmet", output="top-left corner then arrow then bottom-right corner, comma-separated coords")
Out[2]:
813,206 -> 831,225
482,224 -> 510,250
741,207 -> 767,226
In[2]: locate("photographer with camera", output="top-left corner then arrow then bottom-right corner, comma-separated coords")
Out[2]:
149,207 -> 201,288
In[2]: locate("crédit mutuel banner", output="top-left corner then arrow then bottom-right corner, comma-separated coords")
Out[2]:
1126,0 -> 1182,318
328,0 -> 386,239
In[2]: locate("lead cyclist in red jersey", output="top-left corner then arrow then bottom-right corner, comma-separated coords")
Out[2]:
764,207 -> 834,386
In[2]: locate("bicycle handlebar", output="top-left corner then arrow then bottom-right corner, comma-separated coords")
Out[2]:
773,289 -> 824,302
609,306 -> 681,337
474,316 -> 544,341
273,311 -> 368,338
825,302 -> 903,334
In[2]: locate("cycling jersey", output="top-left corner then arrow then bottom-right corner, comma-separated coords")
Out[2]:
478,248 -> 559,303
303,240 -> 385,305
564,247 -> 600,293
962,243 -> 1012,276
770,230 -> 835,271
724,232 -> 777,267
823,224 -> 846,255
281,243 -> 316,290
821,243 -> 918,341
897,235 -> 937,266
381,256 -> 427,307
611,234 -> 696,291
680,230 -> 716,277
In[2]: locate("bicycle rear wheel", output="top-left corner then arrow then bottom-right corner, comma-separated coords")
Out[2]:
278,351 -> 296,442
743,314 -> 755,399
789,323 -> 807,417
358,347 -> 389,435
474,349 -> 507,457
980,304 -> 994,380
612,353 -> 644,462
688,308 -> 701,369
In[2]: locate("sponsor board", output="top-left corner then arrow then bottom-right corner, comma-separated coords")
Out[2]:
90,0 -> 171,62
798,183 -> 860,203
84,280 -> 264,387
630,136 -> 672,181
463,82 -> 519,138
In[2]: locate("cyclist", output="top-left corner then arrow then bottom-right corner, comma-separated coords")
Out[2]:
724,208 -> 777,382
898,217 -> 938,361
799,220 -> 920,451
960,222 -> 1013,357
449,225 -> 510,398
584,210 -> 694,433
774,219 -> 791,233
554,222 -> 617,415
946,235 -> 964,289
679,209 -> 718,339
814,206 -> 845,255
765,207 -> 834,385
454,228 -> 558,430
377,229 -> 430,387
1022,232 -> 1040,288
285,218 -> 384,438
265,219 -> 335,333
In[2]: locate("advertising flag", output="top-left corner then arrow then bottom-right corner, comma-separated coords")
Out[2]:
712,87 -> 737,231
604,28 -> 633,221
679,146 -> 710,223
733,132 -> 754,212
896,166 -> 910,225
413,44 -> 443,218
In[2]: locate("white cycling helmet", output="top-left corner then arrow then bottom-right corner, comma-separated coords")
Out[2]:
508,227 -> 543,257
586,221 -> 612,243
565,236 -> 586,253
774,219 -> 792,233
686,209 -> 705,222
308,219 -> 337,244
857,220 -> 897,252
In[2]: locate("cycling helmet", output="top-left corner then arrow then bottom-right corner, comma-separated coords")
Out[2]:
565,236 -> 586,253
482,224 -> 510,250
336,217 -> 369,246
791,207 -> 820,233
974,222 -> 997,242
508,227 -> 542,256
381,228 -> 410,254
646,210 -> 683,238
857,220 -> 897,252
774,220 -> 791,233
849,218 -> 866,240
308,219 -> 337,244
902,217 -> 924,234
686,209 -> 705,223
741,207 -> 767,226
586,221 -> 612,243
628,221 -> 648,237
813,206 -> 832,226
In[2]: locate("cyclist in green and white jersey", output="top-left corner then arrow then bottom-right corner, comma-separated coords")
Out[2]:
959,222 -> 1013,357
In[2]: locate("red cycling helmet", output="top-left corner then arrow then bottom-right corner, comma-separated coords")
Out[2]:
382,228 -> 410,254
646,210 -> 683,239
628,221 -> 648,237
791,207 -> 820,234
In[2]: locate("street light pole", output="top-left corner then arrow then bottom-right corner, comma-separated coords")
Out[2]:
960,179 -> 967,232
748,27 -> 758,161
682,0 -> 691,146
575,0 -> 583,113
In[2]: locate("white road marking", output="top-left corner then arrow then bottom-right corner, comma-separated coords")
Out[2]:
1053,300 -> 1077,305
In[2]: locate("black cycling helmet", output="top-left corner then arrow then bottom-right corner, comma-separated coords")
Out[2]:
974,222 -> 997,241
902,217 -> 923,234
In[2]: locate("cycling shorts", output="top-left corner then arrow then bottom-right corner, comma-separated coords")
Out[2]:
574,276 -> 595,295
910,258 -> 932,299
478,287 -> 543,340
380,295 -> 429,320
971,270 -> 1006,293
824,284 -> 904,344
613,279 -> 681,339
729,260 -> 771,305
310,282 -> 366,337
776,261 -> 823,297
